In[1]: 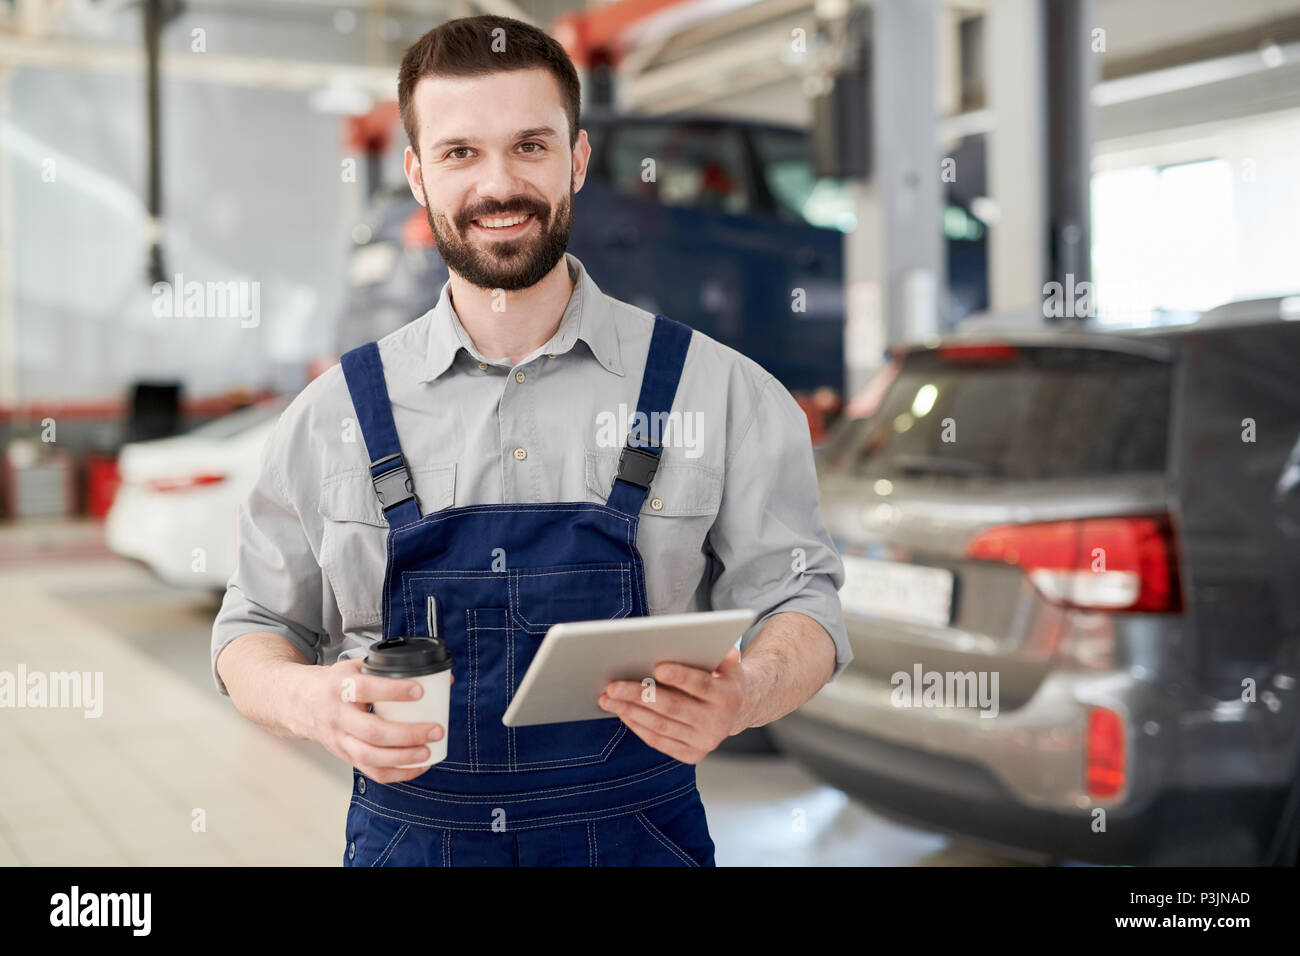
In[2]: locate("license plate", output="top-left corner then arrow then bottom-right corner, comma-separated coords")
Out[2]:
839,555 -> 954,628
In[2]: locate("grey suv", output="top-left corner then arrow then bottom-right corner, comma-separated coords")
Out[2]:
770,297 -> 1300,865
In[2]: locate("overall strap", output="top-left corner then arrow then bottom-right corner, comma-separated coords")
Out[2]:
606,315 -> 693,517
339,342 -> 423,527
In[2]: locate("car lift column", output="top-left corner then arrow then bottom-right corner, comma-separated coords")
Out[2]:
840,0 -> 943,396
985,0 -> 1097,316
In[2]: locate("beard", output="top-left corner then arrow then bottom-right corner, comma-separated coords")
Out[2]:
423,176 -> 574,291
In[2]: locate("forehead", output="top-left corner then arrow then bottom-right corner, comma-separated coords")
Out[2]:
412,68 -> 568,148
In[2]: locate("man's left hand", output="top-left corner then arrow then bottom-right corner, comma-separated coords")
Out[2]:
598,647 -> 748,764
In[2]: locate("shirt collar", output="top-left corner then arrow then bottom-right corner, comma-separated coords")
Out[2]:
419,252 -> 624,382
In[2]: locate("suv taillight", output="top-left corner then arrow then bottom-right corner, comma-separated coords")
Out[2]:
1086,707 -> 1126,798
965,515 -> 1181,613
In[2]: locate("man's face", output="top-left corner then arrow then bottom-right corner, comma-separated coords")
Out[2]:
404,68 -> 589,291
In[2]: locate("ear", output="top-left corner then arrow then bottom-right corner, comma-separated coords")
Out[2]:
571,128 -> 592,195
403,145 -> 426,206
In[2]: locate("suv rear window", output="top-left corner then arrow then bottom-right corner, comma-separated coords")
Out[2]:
823,347 -> 1171,481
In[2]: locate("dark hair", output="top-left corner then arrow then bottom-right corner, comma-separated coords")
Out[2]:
398,15 -> 582,156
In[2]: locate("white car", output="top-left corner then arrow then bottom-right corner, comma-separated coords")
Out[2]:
106,398 -> 289,589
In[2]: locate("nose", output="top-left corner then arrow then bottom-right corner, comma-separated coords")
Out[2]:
472,152 -> 529,214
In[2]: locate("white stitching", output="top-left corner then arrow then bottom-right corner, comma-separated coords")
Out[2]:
403,571 -> 508,638
634,812 -> 697,866
469,609 -> 478,769
385,721 -> 627,770
351,780 -> 697,831
372,823 -> 410,866
390,504 -> 635,541
509,564 -> 632,630
507,615 -> 516,771
386,759 -> 682,801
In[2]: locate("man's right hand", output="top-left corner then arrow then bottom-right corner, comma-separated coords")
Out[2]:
289,657 -> 452,784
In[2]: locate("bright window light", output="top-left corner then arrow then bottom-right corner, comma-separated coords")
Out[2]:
1091,159 -> 1234,324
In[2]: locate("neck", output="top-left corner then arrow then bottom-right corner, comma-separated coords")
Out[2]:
447,257 -> 574,367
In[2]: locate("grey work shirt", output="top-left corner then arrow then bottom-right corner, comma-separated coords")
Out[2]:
211,252 -> 850,695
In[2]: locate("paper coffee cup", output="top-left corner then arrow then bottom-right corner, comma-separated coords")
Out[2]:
362,636 -> 454,768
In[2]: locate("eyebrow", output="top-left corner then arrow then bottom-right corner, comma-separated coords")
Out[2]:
430,126 -> 561,152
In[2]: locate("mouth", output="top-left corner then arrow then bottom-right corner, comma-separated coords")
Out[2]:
469,212 -> 536,239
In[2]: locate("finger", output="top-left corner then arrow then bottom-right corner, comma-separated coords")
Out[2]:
341,673 -> 427,704
648,660 -> 721,702
341,708 -> 445,748
602,682 -> 710,726
616,716 -> 702,764
713,646 -> 743,677
355,762 -> 429,785
342,733 -> 433,770
603,697 -> 698,749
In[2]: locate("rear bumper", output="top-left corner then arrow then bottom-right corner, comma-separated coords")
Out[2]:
771,712 -> 1286,865
769,668 -> 1293,865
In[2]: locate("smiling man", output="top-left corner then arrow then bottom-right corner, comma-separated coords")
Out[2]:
212,14 -> 850,867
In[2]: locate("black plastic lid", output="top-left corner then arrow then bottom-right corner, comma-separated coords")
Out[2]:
361,636 -> 454,678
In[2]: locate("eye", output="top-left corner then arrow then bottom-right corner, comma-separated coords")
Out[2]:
519,142 -> 544,153
446,147 -> 472,160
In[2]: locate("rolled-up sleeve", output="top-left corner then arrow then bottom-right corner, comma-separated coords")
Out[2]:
210,417 -> 327,696
707,375 -> 851,681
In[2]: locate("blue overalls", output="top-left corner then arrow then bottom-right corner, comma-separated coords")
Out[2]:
338,314 -> 716,866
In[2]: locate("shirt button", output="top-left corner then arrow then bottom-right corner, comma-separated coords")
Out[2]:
478,362 -> 488,371
547,353 -> 555,359
515,370 -> 526,383
513,447 -> 527,461
348,841 -> 356,861
650,497 -> 664,511
356,776 -> 366,794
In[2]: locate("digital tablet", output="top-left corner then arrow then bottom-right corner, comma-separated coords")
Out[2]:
501,609 -> 757,727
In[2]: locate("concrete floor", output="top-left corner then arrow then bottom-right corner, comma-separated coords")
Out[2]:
0,520 -> 1030,866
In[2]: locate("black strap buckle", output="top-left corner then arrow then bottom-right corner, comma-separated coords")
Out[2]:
616,444 -> 661,490
371,453 -> 420,513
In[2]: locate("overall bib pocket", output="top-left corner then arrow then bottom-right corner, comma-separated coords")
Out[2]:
400,571 -> 509,772
508,562 -> 634,770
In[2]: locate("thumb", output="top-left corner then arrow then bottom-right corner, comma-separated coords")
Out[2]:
713,645 -> 742,677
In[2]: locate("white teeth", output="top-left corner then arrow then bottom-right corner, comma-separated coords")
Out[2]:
477,214 -> 529,229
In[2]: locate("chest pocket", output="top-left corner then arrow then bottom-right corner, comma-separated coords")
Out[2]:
505,561 -> 634,771
585,448 -> 723,613
318,464 -> 456,631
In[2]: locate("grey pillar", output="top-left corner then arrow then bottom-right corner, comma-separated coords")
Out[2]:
985,0 -> 1097,317
1045,0 -> 1099,307
985,0 -> 1047,314
842,0 -> 942,395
